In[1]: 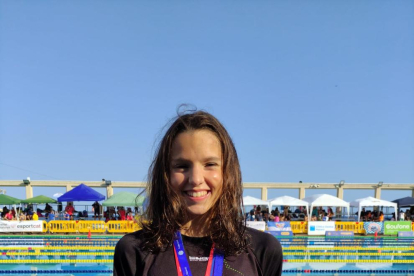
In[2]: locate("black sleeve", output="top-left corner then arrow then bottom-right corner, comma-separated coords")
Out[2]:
114,233 -> 142,276
247,228 -> 283,276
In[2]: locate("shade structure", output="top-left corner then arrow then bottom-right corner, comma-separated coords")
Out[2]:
350,196 -> 397,221
102,192 -> 145,207
268,196 -> 309,210
58,183 -> 105,202
0,194 -> 21,205
392,197 -> 414,208
243,196 -> 269,208
21,195 -> 57,204
302,194 -> 350,219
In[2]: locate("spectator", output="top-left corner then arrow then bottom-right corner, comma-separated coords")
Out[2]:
133,212 -> 140,224
311,207 -> 318,217
32,212 -> 39,221
1,206 -> 9,218
64,211 -> 70,220
57,202 -> 63,213
37,210 -> 44,218
19,212 -> 26,221
378,211 -> 384,222
92,201 -> 101,220
274,207 -> 280,217
5,210 -> 13,220
255,207 -> 263,221
127,212 -> 134,221
27,208 -> 33,220
263,212 -> 269,223
48,210 -> 55,221
327,208 -> 334,220
45,203 -> 52,214
246,210 -> 255,221
399,210 -> 405,221
65,203 -> 75,220
118,207 -> 126,220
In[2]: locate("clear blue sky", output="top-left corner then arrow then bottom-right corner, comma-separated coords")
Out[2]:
0,1 -> 413,203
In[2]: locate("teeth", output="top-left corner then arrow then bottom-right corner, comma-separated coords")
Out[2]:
186,191 -> 208,197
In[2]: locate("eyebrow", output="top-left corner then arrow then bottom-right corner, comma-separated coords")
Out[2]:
170,157 -> 221,163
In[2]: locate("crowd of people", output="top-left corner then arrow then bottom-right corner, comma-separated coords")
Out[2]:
0,205 -> 44,221
0,202 -> 140,222
246,206 -> 308,223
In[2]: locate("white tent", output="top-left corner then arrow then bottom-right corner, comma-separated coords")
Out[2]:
302,194 -> 350,219
268,196 -> 309,210
243,196 -> 269,208
350,196 -> 397,221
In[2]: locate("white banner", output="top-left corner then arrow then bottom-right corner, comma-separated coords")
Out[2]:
308,221 -> 335,235
246,221 -> 266,231
0,221 -> 43,232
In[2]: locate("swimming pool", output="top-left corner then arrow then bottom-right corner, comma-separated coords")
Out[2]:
281,236 -> 414,275
0,235 -> 413,275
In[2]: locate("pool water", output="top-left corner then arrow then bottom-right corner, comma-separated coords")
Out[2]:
0,235 -> 413,275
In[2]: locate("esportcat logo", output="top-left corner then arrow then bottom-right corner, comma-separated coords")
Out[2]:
17,224 -> 41,229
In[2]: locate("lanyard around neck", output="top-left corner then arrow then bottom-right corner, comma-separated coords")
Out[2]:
173,231 -> 224,276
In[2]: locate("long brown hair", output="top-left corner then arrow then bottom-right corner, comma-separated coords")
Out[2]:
140,109 -> 247,256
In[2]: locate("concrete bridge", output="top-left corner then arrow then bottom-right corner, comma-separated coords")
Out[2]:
0,180 -> 413,200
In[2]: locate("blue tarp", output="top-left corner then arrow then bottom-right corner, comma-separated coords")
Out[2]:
58,183 -> 105,202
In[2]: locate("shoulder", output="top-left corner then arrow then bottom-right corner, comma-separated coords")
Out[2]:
114,230 -> 149,276
246,228 -> 283,276
115,230 -> 146,253
246,227 -> 281,249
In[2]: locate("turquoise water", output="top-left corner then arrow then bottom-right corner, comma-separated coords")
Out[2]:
0,236 -> 413,275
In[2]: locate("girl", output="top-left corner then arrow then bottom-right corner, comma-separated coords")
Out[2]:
114,110 -> 282,276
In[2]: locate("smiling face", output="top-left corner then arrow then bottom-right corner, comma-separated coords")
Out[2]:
170,130 -> 223,217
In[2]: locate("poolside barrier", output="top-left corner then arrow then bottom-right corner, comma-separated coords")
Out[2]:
2,221 -> 413,234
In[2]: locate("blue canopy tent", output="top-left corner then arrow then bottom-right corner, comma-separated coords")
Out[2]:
392,197 -> 414,208
58,183 -> 105,202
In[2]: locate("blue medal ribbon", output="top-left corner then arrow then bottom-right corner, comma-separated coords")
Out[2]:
174,231 -> 224,276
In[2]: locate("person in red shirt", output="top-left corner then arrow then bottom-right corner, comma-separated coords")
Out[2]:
65,203 -> 75,220
126,212 -> 133,221
5,210 -> 13,220
118,207 -> 126,220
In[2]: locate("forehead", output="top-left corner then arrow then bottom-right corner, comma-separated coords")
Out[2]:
171,129 -> 222,156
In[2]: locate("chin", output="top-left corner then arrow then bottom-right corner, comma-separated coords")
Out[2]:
187,207 -> 210,217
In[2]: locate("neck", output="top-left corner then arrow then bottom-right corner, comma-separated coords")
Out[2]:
180,214 -> 211,237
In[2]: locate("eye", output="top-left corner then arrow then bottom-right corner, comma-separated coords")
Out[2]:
205,162 -> 219,168
173,164 -> 188,170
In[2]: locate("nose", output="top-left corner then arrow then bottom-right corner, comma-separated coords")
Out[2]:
188,165 -> 204,186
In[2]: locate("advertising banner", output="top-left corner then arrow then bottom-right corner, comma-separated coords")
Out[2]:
0,221 -> 43,232
246,221 -> 266,231
384,221 -> 412,235
267,221 -> 292,231
326,231 -> 354,237
308,221 -> 335,235
363,222 -> 384,234
265,230 -> 293,236
398,231 -> 414,237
